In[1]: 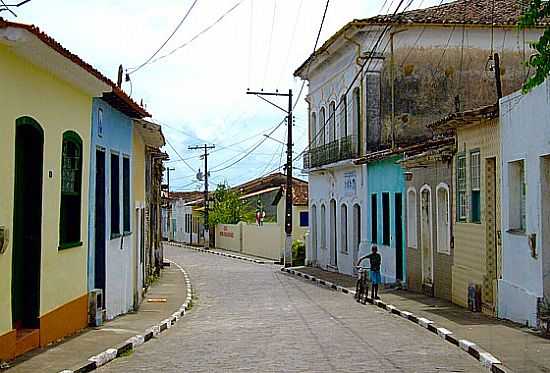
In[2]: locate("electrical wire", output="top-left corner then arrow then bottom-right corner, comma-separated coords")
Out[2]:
262,0 -> 278,88
129,0 -> 199,75
247,0 -> 254,87
277,0 -> 304,87
166,139 -> 196,173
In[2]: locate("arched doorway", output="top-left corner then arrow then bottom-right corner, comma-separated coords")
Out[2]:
352,204 -> 361,274
12,117 -> 44,331
420,185 -> 433,287
329,199 -> 337,268
311,204 -> 318,264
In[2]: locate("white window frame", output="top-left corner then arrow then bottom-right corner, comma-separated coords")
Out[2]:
435,183 -> 451,255
319,107 -> 326,146
407,187 -> 418,249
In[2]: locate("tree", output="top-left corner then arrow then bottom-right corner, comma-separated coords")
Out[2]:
519,0 -> 550,92
208,183 -> 254,226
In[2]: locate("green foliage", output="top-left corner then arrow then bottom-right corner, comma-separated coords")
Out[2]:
519,0 -> 550,92
208,183 -> 254,226
292,240 -> 306,266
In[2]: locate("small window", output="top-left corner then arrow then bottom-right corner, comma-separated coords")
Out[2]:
340,204 -> 348,253
310,112 -> 317,146
456,154 -> 467,221
371,194 -> 378,244
97,108 -> 103,138
123,157 -> 131,233
508,160 -> 526,232
111,153 -> 120,237
470,151 -> 481,223
59,131 -> 83,248
407,188 -> 417,248
382,192 -> 390,245
299,211 -> 309,227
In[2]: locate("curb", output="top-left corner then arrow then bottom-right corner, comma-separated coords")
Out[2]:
59,259 -> 193,373
171,242 -> 275,265
281,267 -> 511,373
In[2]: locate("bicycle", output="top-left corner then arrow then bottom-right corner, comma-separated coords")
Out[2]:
354,266 -> 370,304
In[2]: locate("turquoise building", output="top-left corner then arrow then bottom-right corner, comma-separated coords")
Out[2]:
363,155 -> 406,284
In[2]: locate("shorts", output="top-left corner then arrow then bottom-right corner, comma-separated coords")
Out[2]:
370,270 -> 381,285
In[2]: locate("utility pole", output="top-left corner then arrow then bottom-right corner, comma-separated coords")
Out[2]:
166,167 -> 175,241
188,144 -> 215,248
246,88 -> 293,267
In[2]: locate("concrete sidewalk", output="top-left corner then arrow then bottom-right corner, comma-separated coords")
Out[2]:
295,266 -> 550,373
5,264 -> 187,373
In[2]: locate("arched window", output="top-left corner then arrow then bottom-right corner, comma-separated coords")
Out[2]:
59,131 -> 83,248
339,95 -> 347,138
319,107 -> 326,145
436,183 -> 451,254
352,87 -> 361,153
310,111 -> 317,146
407,188 -> 417,249
340,204 -> 348,253
320,204 -> 326,249
329,101 -> 336,143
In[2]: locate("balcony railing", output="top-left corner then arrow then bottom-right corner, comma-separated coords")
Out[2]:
303,135 -> 358,170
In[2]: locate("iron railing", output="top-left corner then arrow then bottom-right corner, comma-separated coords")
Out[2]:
303,135 -> 359,170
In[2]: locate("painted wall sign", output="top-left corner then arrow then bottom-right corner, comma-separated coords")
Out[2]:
344,171 -> 357,197
219,225 -> 234,238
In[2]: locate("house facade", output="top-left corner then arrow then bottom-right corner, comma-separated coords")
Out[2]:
295,0 -> 541,279
498,79 -> 550,327
400,139 -> 455,300
430,105 -> 501,315
88,96 -> 149,321
0,19 -> 111,360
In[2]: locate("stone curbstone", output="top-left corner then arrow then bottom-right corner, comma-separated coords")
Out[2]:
115,342 -> 133,358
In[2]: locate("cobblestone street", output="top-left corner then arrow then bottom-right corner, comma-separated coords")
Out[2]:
100,245 -> 483,372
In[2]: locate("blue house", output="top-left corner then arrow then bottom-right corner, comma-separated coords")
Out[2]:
88,91 -> 149,321
356,153 -> 406,285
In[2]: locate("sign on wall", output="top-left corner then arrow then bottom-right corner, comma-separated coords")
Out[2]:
344,171 -> 357,197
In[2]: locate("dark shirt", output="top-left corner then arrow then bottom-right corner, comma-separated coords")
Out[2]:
366,253 -> 381,272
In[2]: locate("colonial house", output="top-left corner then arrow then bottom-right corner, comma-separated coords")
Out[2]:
88,91 -> 150,321
1,19 -> 111,359
429,105 -> 501,315
498,78 -> 550,327
133,119 -> 166,304
295,0 -> 542,280
166,191 -> 204,246
399,137 -> 455,300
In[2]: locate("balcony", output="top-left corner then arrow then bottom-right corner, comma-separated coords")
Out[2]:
303,135 -> 359,170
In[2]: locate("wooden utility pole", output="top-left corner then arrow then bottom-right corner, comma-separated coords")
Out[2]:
493,53 -> 503,100
188,144 -> 215,248
246,89 -> 293,266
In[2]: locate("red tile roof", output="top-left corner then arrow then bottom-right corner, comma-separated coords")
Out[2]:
0,18 -> 150,118
295,0 -> 543,77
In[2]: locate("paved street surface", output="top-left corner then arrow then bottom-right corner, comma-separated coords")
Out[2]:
101,244 -> 483,372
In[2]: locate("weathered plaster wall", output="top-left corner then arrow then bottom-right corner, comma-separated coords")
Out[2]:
405,160 -> 453,301
499,79 -> 550,326
89,98 -> 134,320
0,44 -> 91,335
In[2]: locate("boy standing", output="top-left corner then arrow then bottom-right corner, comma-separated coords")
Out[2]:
356,245 -> 381,299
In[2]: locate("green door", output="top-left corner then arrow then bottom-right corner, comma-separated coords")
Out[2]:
12,117 -> 44,330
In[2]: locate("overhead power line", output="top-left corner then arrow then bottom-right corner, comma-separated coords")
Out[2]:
166,139 -> 196,173
0,0 -> 31,16
129,0 -> 200,75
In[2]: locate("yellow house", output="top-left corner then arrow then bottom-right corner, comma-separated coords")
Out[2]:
0,19 -> 115,360
429,105 -> 501,315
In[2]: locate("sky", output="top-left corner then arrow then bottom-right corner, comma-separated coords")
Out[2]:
7,0 -> 441,191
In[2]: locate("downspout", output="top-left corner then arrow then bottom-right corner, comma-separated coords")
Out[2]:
344,33 -> 365,156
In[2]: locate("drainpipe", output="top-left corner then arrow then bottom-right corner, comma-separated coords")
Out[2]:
344,33 -> 365,156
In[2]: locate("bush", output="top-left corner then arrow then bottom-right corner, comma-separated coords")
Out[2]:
292,240 -> 305,267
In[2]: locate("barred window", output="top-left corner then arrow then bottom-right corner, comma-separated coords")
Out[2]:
457,154 -> 467,221
59,131 -> 83,248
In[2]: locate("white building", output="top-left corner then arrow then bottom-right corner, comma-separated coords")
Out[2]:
499,78 -> 550,327
295,0 -> 541,279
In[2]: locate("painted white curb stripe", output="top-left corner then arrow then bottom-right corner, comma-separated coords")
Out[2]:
436,327 -> 453,339
417,317 -> 434,328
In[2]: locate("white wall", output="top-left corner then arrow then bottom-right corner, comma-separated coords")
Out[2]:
106,234 -> 133,320
308,165 -> 366,276
499,79 -> 550,326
